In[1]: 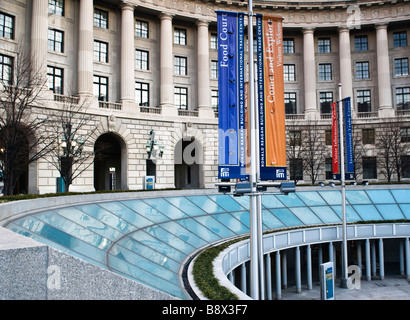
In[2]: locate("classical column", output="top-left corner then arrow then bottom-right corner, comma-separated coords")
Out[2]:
306,244 -> 312,290
31,0 -> 48,77
338,27 -> 353,101
78,0 -> 94,97
159,13 -> 176,115
120,4 -> 135,103
365,238 -> 371,281
376,23 -> 394,117
303,28 -> 318,119
295,246 -> 301,293
379,238 -> 385,280
275,251 -> 282,300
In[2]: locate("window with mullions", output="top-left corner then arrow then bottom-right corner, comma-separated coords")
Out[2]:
211,60 -> 218,79
94,8 -> 108,29
94,40 -> 108,63
355,35 -> 368,51
284,92 -> 297,114
318,38 -> 331,53
289,130 -> 301,146
325,158 -> 333,179
211,90 -> 218,112
284,64 -> 296,82
135,49 -> 149,70
93,75 -> 108,101
211,33 -> 218,50
362,128 -> 375,145
47,66 -> 63,94
362,157 -> 377,179
135,82 -> 149,106
356,61 -> 370,79
283,38 -> 295,54
396,87 -> 410,109
174,28 -> 186,45
401,127 -> 410,143
319,63 -> 332,81
393,31 -> 407,47
174,56 -> 187,75
0,54 -> 13,85
49,0 -> 64,16
135,20 -> 148,38
395,58 -> 409,76
174,87 -> 187,109
0,12 -> 14,39
357,90 -> 371,113
48,29 -> 64,53
320,92 -> 333,114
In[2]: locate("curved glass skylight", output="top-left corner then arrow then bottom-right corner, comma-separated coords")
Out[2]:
5,188 -> 410,299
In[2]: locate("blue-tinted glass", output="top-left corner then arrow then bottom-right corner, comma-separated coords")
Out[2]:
142,198 -> 187,220
331,205 -> 362,222
270,208 -> 303,227
230,211 -> 250,228
391,189 -> 410,203
289,207 -> 323,225
366,190 -> 395,204
177,218 -> 221,243
297,192 -> 327,206
262,210 -> 286,229
399,204 -> 410,219
165,197 -> 206,216
121,200 -> 169,223
188,196 -> 226,214
194,215 -> 236,238
261,195 -> 285,208
353,205 -> 383,220
310,206 -> 341,223
276,193 -> 305,207
376,204 -> 405,220
213,213 -> 249,234
207,195 -> 245,212
98,202 -> 154,228
346,190 -> 371,204
160,221 -> 207,248
232,195 -> 250,209
319,191 -> 342,205
144,225 -> 195,254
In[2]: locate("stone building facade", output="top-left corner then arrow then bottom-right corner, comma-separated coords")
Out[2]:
0,0 -> 409,193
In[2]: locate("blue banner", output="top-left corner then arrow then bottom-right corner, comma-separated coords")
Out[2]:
217,11 -> 246,180
344,97 -> 354,179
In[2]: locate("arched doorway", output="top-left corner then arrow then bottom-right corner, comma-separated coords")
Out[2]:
94,133 -> 127,191
174,137 -> 204,189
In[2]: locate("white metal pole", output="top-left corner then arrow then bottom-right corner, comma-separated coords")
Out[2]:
339,83 -> 349,288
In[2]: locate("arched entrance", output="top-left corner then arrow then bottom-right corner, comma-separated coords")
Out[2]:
174,137 -> 204,189
94,133 -> 127,191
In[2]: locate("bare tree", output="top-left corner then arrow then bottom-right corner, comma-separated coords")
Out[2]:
286,125 -> 304,184
0,45 -> 54,195
302,121 -> 326,185
376,121 -> 396,182
352,124 -> 364,181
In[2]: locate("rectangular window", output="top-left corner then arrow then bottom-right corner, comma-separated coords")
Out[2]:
135,49 -> 149,70
393,31 -> 407,47
0,54 -> 13,84
211,60 -> 218,79
94,40 -> 108,63
325,158 -> 333,179
290,159 -> 303,181
0,12 -> 14,39
362,128 -> 375,145
211,33 -> 218,50
284,92 -> 297,114
284,64 -> 296,82
94,8 -> 108,29
93,75 -> 108,101
320,92 -> 333,114
47,66 -> 63,94
396,87 -> 410,109
283,38 -> 295,54
135,82 -> 149,106
395,58 -> 409,76
174,28 -> 186,45
401,127 -> 410,143
357,90 -> 371,113
356,61 -> 370,79
48,29 -> 64,53
402,156 -> 410,178
319,63 -> 332,81
289,130 -> 302,147
355,35 -> 368,51
49,0 -> 64,16
174,87 -> 188,109
318,38 -> 331,53
362,157 -> 377,179
135,20 -> 148,38
174,56 -> 187,75
211,89 -> 219,112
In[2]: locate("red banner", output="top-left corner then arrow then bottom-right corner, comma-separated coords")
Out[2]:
331,102 -> 340,175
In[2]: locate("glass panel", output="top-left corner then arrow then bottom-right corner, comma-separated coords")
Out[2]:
353,205 -> 383,221
194,215 -> 236,238
159,221 -> 207,248
262,210 -> 286,229
213,213 -> 249,234
346,190 -> 371,204
297,192 -> 327,206
366,190 -> 396,204
261,195 -> 285,209
289,207 -> 323,225
391,189 -> 410,203
376,204 -> 405,220
121,200 -> 169,224
319,191 -> 342,205
230,211 -> 250,228
310,206 -> 341,223
188,196 -> 226,214
331,205 -> 362,222
144,225 -> 195,254
232,195 -> 250,209
142,198 -> 187,220
399,204 -> 410,219
275,193 -> 305,207
176,218 -> 221,243
207,195 -> 245,212
165,197 -> 206,216
98,202 -> 154,228
270,208 -> 303,227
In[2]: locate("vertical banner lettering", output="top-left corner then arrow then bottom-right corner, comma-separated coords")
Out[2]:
256,14 -> 287,180
344,97 -> 354,179
217,11 -> 246,180
332,102 -> 341,180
